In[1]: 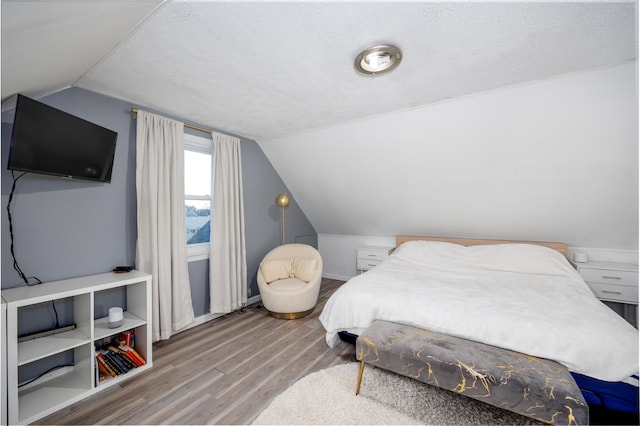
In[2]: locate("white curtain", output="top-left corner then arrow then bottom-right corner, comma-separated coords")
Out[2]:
210,133 -> 247,314
135,110 -> 195,341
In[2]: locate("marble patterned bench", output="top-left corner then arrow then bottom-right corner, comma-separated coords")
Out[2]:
355,320 -> 588,425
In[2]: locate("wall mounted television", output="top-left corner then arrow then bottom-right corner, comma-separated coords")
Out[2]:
7,94 -> 118,183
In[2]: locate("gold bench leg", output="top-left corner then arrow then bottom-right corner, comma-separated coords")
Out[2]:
356,361 -> 366,395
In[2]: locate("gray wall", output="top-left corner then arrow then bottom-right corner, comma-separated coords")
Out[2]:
1,87 -> 316,327
2,89 -> 137,287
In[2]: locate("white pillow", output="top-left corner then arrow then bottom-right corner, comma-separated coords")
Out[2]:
292,257 -> 317,282
393,240 -> 569,276
260,259 -> 292,284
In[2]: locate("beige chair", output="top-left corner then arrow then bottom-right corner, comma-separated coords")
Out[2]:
257,243 -> 323,319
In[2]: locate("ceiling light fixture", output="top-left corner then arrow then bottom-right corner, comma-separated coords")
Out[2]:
354,44 -> 402,76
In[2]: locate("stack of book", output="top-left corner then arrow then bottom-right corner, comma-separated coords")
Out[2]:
95,335 -> 145,381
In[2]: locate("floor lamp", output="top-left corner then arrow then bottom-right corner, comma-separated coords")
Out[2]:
275,193 -> 290,245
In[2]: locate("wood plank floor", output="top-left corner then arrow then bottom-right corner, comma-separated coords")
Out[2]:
36,279 -> 355,425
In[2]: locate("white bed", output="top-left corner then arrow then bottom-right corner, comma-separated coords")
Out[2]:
319,237 -> 638,383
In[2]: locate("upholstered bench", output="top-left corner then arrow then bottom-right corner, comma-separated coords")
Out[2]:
355,320 -> 588,425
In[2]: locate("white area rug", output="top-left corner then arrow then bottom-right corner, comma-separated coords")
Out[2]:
253,362 -> 540,425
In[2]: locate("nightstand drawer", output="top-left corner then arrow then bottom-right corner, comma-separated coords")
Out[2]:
587,282 -> 639,304
357,247 -> 392,260
579,268 -> 637,287
357,258 -> 383,270
356,246 -> 393,273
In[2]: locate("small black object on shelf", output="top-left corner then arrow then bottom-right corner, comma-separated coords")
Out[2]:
112,266 -> 133,273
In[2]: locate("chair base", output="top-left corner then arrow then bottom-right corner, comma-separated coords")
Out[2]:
268,308 -> 314,319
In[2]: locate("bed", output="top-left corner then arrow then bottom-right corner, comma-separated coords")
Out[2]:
319,235 -> 639,420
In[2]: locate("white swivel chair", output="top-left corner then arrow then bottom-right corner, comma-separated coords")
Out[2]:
257,243 -> 323,319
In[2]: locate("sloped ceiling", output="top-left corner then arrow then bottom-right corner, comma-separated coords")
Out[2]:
261,62 -> 638,248
2,1 -> 636,140
1,0 -> 163,103
1,1 -> 637,248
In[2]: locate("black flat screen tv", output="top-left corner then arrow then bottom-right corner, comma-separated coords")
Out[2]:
7,94 -> 118,183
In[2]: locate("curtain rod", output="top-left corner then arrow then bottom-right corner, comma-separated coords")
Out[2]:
130,107 -> 212,135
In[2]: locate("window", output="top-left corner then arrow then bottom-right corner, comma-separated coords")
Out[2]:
184,133 -> 213,261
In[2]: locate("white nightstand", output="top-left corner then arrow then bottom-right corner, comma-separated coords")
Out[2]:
577,261 -> 638,327
356,246 -> 394,273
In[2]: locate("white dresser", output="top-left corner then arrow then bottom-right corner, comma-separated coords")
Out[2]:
577,261 -> 638,327
356,246 -> 394,273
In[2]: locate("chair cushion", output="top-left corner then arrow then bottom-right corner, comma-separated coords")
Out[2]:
260,259 -> 292,284
292,257 -> 317,282
268,277 -> 308,291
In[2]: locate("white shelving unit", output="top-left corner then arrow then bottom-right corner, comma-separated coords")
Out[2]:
3,270 -> 152,425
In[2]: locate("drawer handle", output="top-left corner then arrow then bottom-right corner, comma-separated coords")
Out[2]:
368,264 -> 377,267
602,290 -> 622,295
368,254 -> 377,257
602,275 -> 622,280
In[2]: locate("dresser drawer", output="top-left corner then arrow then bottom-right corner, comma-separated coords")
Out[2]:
356,246 -> 393,272
587,282 -> 639,304
579,268 -> 638,287
357,258 -> 383,270
357,247 -> 392,260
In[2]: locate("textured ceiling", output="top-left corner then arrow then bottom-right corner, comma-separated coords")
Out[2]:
1,0 -> 162,103
1,1 -> 636,140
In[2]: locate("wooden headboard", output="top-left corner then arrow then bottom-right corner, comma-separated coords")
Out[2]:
395,235 -> 568,257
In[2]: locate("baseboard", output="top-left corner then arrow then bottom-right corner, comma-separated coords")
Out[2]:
322,273 -> 351,282
176,295 -> 262,334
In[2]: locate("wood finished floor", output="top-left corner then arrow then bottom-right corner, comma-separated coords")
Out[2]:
36,278 -> 354,425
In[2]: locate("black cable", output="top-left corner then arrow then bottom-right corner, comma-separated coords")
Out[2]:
18,363 -> 74,388
7,171 -> 42,286
7,172 -> 60,331
51,300 -> 61,328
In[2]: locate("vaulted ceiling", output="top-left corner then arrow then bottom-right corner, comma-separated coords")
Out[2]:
2,1 -> 635,140
2,1 -> 637,249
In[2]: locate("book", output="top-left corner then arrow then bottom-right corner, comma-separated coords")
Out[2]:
118,331 -> 134,347
99,351 -> 125,375
108,346 -> 137,370
96,356 -> 116,377
96,360 -> 111,378
105,351 -> 129,374
123,350 -> 145,367
116,346 -> 144,367
96,353 -> 118,377
121,345 -> 146,366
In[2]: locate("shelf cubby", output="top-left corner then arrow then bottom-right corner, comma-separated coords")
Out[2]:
3,270 -> 152,424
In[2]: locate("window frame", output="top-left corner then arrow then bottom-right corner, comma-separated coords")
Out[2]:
184,133 -> 213,262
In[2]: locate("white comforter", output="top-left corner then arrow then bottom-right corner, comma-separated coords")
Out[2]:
319,241 -> 639,382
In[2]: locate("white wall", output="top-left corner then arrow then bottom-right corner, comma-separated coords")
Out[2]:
319,234 -> 395,280
261,62 -> 638,275
319,234 -> 639,281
